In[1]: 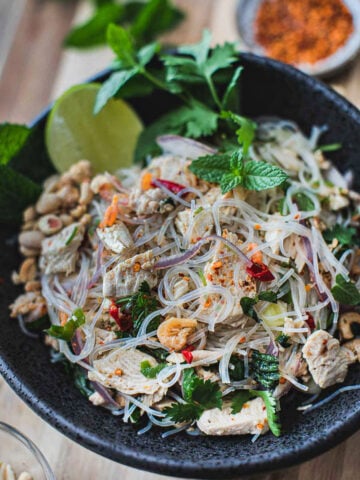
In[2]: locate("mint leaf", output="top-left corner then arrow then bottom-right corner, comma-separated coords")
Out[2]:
0,165 -> 41,223
45,308 -> 86,341
189,154 -> 231,183
243,161 -> 288,191
0,124 -> 31,165
250,390 -> 281,437
276,334 -> 291,348
220,173 -> 242,194
323,224 -> 358,247
331,274 -> 360,305
94,68 -> 138,114
221,111 -> 257,154
231,391 -> 252,414
164,402 -> 203,423
251,350 -> 279,390
140,360 -> 167,378
107,23 -> 136,67
64,4 -> 124,48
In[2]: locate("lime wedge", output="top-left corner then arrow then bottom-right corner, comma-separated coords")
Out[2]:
45,83 -> 143,173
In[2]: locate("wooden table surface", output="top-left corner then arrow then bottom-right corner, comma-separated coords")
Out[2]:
1,1 -> 360,479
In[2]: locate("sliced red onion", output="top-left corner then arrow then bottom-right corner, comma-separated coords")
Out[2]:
90,381 -> 119,407
266,340 -> 279,357
156,135 -> 217,159
154,234 -> 251,270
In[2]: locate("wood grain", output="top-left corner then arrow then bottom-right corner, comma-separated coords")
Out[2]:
1,1 -> 360,479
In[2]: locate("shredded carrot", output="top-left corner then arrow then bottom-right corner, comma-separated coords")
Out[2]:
133,262 -> 141,273
212,261 -> 223,270
203,297 -> 212,308
141,172 -> 153,191
257,423 -> 264,430
247,242 -> 263,264
305,283 -> 313,292
240,336 -> 246,343
99,194 -> 119,228
183,276 -> 190,282
254,224 -> 262,230
59,311 -> 68,326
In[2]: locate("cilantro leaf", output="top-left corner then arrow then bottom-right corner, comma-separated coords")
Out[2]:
45,308 -> 86,341
0,123 -> 31,165
229,355 -> 245,381
191,377 -> 222,410
203,42 -> 238,77
164,402 -> 203,423
331,274 -> 360,306
243,161 -> 288,191
140,360 -> 167,378
64,4 -> 125,48
94,68 -> 139,114
182,368 -> 197,402
250,389 -> 281,437
168,100 -> 219,138
179,29 -> 212,66
231,391 -> 252,414
323,224 -> 358,247
222,66 -> 242,109
221,111 -> 257,154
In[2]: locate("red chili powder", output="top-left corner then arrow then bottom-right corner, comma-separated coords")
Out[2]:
254,0 -> 354,65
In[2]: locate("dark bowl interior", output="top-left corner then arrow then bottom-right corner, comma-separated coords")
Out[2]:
1,53 -> 360,479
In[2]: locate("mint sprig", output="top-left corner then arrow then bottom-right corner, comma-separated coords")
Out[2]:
331,274 -> 360,305
189,151 -> 288,194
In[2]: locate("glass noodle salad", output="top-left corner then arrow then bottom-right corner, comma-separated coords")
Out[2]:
10,121 -> 360,439
8,31 -> 360,440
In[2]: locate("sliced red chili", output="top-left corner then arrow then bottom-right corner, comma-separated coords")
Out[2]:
152,178 -> 186,194
109,302 -> 133,331
246,262 -> 275,282
109,302 -> 120,322
306,313 -> 315,331
181,345 -> 195,364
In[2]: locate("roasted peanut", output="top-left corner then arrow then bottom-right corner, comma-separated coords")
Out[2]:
43,174 -> 60,193
38,214 -> 63,235
18,257 -> 37,283
36,193 -> 61,214
59,213 -> 73,226
70,204 -> 86,219
20,245 -> 39,257
90,174 -> 112,194
157,317 -> 197,351
68,160 -> 92,183
21,220 -> 37,231
80,213 -> 92,226
19,230 -> 44,251
23,206 -> 36,223
79,181 -> 94,205
25,280 -> 41,292
56,185 -> 79,206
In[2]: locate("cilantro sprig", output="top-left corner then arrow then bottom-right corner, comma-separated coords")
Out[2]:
46,308 -> 86,341
164,368 -> 222,423
323,224 -> 359,248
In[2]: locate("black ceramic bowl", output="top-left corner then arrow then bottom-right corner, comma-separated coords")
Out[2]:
1,53 -> 360,479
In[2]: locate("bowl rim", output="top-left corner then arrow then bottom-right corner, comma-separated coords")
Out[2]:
0,422 -> 55,480
2,52 -> 360,479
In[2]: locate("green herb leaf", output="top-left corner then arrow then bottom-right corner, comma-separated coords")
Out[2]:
276,334 -> 291,348
0,123 -> 31,165
191,378 -> 222,410
64,4 -> 125,48
137,42 -> 160,67
222,66 -> 242,109
107,23 -> 136,67
231,391 -> 252,414
182,368 -> 197,402
258,291 -> 278,303
220,172 -> 242,194
45,307 -> 86,341
0,165 -> 41,224
317,143 -> 342,152
251,350 -> 280,390
65,226 -> 79,246
94,68 -> 139,114
243,161 -> 288,191
116,281 -> 161,334
229,355 -> 245,381
164,402 -> 203,423
250,390 -> 281,437
331,274 -> 360,306
189,154 -> 231,183
294,192 -> 315,211
240,296 -> 259,322
167,100 -> 219,138
323,224 -> 358,247
221,111 -> 257,154
140,360 -> 167,378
